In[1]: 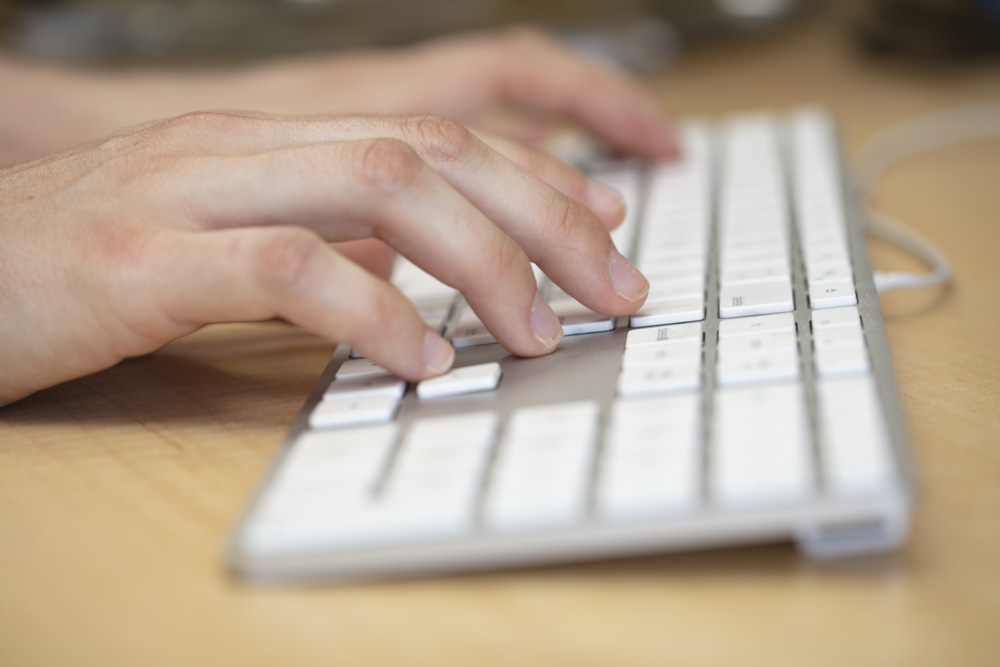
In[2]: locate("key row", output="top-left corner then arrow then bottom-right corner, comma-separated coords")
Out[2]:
319,306 -> 873,430
789,110 -> 858,310
246,376 -> 898,557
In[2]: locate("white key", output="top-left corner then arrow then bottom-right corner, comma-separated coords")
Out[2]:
599,449 -> 699,520
324,374 -> 407,401
716,350 -> 800,386
812,305 -> 861,329
719,279 -> 794,318
712,383 -> 813,507
718,330 -> 797,358
625,322 -> 703,348
617,364 -> 702,396
817,376 -> 897,497
630,296 -> 705,328
814,346 -> 870,377
335,358 -> 390,379
450,314 -> 496,348
416,362 -> 502,399
647,279 -> 705,302
807,263 -> 854,285
244,501 -> 475,557
550,300 -> 615,336
271,424 -> 398,491
721,264 -> 791,286
309,394 -> 400,429
386,414 -> 496,510
812,326 -> 866,351
718,312 -> 795,339
809,280 -> 857,309
620,340 -> 702,370
485,402 -> 599,532
504,400 -> 600,439
804,242 -> 850,267
598,395 -> 700,519
254,485 -> 370,524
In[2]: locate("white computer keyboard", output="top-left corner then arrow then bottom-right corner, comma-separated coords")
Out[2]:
227,109 -> 913,582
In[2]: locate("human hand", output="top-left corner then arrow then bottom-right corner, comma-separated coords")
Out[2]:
0,112 -> 649,406
1,27 -> 677,164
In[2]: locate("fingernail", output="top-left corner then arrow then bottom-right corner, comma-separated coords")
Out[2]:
608,247 -> 649,302
587,178 -> 626,215
530,291 -> 564,350
423,330 -> 455,376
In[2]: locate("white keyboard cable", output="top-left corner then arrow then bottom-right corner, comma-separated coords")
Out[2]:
854,99 -> 1000,293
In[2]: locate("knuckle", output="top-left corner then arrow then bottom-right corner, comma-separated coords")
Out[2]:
481,235 -> 527,286
253,227 -> 325,294
153,110 -> 256,135
402,115 -> 474,164
350,137 -> 424,193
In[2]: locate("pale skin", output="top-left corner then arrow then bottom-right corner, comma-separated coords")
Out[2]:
0,28 -> 678,407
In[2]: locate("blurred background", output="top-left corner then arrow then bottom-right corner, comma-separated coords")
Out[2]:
2,0 -> 998,70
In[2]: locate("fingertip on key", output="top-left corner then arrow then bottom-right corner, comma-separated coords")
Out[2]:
530,291 -> 564,351
608,247 -> 649,304
423,330 -> 455,377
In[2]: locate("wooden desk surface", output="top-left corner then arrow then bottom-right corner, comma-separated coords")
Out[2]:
2,11 -> 998,667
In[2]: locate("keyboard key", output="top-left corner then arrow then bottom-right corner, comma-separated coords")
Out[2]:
816,376 -> 897,497
617,364 -> 702,396
599,394 -> 701,519
814,346 -> 870,377
451,313 -> 497,348
717,312 -> 795,339
812,305 -> 861,329
809,280 -> 858,309
550,300 -> 616,336
718,330 -> 797,358
807,263 -> 853,285
625,322 -> 703,348
335,358 -> 390,379
324,374 -> 407,401
309,394 -> 401,429
383,413 -> 497,511
485,402 -> 599,532
630,296 -> 705,328
716,350 -> 800,386
720,264 -> 790,286
416,362 -> 502,399
270,425 -> 398,492
620,340 -> 702,370
812,326 -> 866,351
719,279 -> 794,318
711,383 -> 813,507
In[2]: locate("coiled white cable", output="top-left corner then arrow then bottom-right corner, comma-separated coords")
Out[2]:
854,99 -> 1000,293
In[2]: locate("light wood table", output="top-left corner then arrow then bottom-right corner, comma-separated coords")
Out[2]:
2,10 -> 998,667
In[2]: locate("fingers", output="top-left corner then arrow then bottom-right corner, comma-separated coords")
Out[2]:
161,117 -> 647,319
469,128 -> 626,230
154,227 -> 454,380
125,111 -> 628,229
475,27 -> 679,159
167,137 -> 561,358
108,113 -> 649,360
